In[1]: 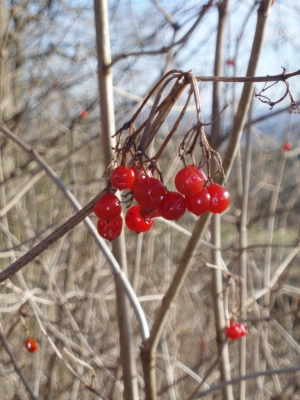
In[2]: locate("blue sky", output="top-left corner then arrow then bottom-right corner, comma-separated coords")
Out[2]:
57,0 -> 300,136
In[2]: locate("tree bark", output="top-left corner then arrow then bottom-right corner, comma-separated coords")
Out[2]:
210,2 -> 234,399
94,1 -> 139,399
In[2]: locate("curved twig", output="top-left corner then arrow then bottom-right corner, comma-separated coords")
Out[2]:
110,0 -> 215,66
0,323 -> 39,400
0,122 -> 150,342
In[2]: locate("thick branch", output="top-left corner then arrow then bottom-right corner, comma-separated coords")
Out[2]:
0,190 -> 102,282
142,2 -> 275,399
210,1 -> 233,399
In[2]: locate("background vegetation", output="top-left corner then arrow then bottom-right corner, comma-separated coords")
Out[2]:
0,0 -> 300,399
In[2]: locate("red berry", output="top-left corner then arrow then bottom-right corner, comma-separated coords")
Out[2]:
283,141 -> 292,151
125,205 -> 154,233
175,166 -> 206,196
111,166 -> 136,190
79,110 -> 88,118
207,184 -> 230,214
225,320 -> 248,340
158,191 -> 186,220
25,337 -> 39,353
227,58 -> 235,66
93,193 -> 122,221
134,177 -> 166,209
97,217 -> 122,241
185,188 -> 210,216
189,166 -> 207,186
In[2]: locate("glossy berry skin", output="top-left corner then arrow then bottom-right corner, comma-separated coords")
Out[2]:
25,337 -> 39,353
175,166 -> 206,196
93,193 -> 122,221
111,166 -> 135,190
189,165 -> 207,181
97,217 -> 122,241
207,184 -> 230,214
125,205 -> 154,233
226,320 -> 248,340
134,177 -> 166,209
158,191 -> 186,220
283,141 -> 292,151
185,188 -> 210,216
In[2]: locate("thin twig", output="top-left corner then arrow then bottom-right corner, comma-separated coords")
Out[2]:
195,69 -> 300,84
94,1 -> 139,398
110,1 -> 214,66
238,91 -> 254,399
0,322 -> 39,400
152,0 -> 178,29
245,245 -> 300,307
0,122 -> 150,342
264,151 -> 287,305
186,341 -> 227,400
195,364 -> 300,398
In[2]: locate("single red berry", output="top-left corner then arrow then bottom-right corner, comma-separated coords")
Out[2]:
111,166 -> 136,190
175,165 -> 206,196
125,205 -> 154,233
79,110 -> 88,118
93,193 -> 122,221
189,165 -> 207,181
225,320 -> 248,340
207,184 -> 230,214
97,216 -> 122,241
185,188 -> 210,216
283,141 -> 292,151
226,58 -> 235,66
158,191 -> 186,220
25,337 -> 39,353
134,177 -> 166,209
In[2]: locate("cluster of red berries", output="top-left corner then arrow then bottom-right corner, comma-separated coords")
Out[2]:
25,337 -> 39,353
225,320 -> 248,340
93,165 -> 230,241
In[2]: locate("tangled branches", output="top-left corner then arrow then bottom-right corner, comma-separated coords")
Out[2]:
109,70 -> 227,186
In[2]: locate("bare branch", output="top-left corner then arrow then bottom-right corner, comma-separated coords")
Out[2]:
0,122 -> 150,342
195,364 -> 300,398
0,323 -> 39,400
110,1 -> 215,66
